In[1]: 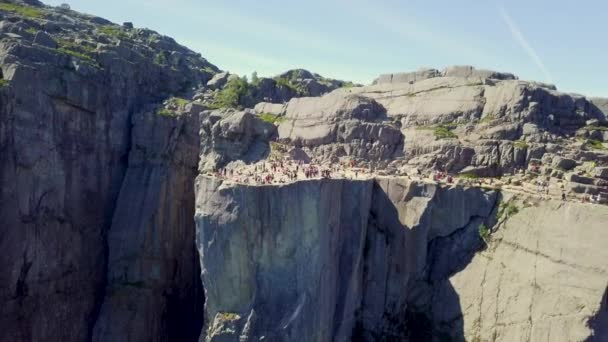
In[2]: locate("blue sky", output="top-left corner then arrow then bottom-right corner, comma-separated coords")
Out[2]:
45,0 -> 607,97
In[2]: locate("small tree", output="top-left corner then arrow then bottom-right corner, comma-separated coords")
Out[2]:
251,71 -> 260,86
479,224 -> 490,242
60,3 -> 71,10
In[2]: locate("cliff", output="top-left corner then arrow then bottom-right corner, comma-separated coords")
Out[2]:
195,177 -> 608,341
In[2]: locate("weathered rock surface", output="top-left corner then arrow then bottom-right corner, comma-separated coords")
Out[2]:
427,200 -> 608,341
195,176 -> 608,341
0,1 -> 215,341
92,111 -> 203,342
194,177 -> 500,341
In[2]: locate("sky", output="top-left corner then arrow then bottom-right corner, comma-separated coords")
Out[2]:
45,0 -> 607,97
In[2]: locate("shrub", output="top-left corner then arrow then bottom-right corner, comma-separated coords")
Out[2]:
251,71 -> 260,86
154,51 -> 168,65
259,113 -> 285,124
498,201 -> 519,220
219,312 -> 240,321
585,139 -> 605,150
209,76 -> 250,109
0,79 -> 9,87
157,108 -> 176,117
478,223 -> 490,242
26,27 -> 38,34
460,173 -> 479,179
513,140 -> 529,149
275,76 -> 305,95
0,3 -> 44,18
434,125 -> 457,139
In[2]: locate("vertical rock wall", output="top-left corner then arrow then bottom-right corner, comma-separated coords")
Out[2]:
194,178 -> 498,341
92,111 -> 203,342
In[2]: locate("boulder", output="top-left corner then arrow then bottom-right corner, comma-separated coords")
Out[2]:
595,167 -> 608,180
33,31 -> 57,48
207,72 -> 230,89
552,156 -> 577,170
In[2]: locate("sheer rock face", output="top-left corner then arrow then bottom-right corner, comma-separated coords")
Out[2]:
427,200 -> 608,342
194,178 -> 499,341
91,111 -> 203,342
195,177 -> 608,341
0,3 -> 215,341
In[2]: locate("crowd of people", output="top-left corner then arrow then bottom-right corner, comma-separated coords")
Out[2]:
215,159 -> 359,185
211,157 -> 607,205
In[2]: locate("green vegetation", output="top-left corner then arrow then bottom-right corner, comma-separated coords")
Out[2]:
0,79 -> 9,87
154,51 -> 168,65
497,201 -> 519,220
55,38 -> 99,67
341,81 -> 357,89
513,140 -> 529,149
460,173 -> 480,179
259,113 -> 285,125
209,76 -> 251,109
585,139 -> 606,150
98,25 -> 129,39
26,27 -> 38,34
434,125 -> 458,139
251,71 -> 260,86
0,2 -> 44,18
478,223 -> 491,242
169,97 -> 189,107
157,108 -> 177,117
202,66 -> 216,74
275,76 -> 305,95
57,47 -> 98,66
479,114 -> 495,124
586,125 -> 608,131
219,312 -> 240,321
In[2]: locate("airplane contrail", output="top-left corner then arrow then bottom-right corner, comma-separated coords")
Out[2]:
499,5 -> 553,83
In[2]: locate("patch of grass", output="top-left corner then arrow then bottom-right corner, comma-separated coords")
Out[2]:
497,201 -> 519,220
57,47 -> 99,66
479,114 -> 495,124
434,125 -> 457,139
513,140 -> 529,149
98,25 -> 129,39
460,173 -> 479,179
585,139 -> 606,150
259,113 -> 285,125
587,125 -> 608,131
219,312 -> 240,321
55,38 -> 99,67
157,108 -> 177,117
170,97 -> 189,106
0,79 -> 9,87
0,3 -> 44,18
202,66 -> 216,74
26,27 -> 38,34
478,223 -> 491,242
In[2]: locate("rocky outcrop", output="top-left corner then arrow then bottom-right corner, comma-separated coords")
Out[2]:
277,92 -> 403,163
425,200 -> 608,341
195,176 -> 608,341
0,2 -> 215,341
194,177 -> 499,341
199,108 -> 277,171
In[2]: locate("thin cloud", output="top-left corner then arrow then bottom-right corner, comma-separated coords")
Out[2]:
499,6 -> 553,83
